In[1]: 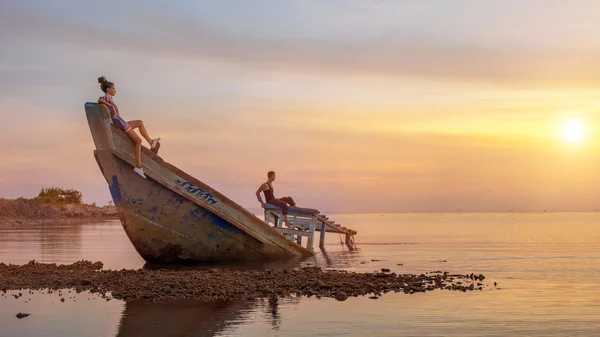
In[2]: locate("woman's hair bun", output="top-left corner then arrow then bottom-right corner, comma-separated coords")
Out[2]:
98,76 -> 108,84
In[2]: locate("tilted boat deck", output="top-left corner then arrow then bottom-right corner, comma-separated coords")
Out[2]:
86,102 -> 313,263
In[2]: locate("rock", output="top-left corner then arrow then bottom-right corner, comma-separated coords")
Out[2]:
368,296 -> 379,300
334,292 -> 348,301
16,313 -> 30,319
60,298 -> 65,302
381,268 -> 391,273
374,273 -> 392,278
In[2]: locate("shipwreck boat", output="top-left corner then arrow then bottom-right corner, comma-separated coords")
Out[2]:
85,102 -> 356,264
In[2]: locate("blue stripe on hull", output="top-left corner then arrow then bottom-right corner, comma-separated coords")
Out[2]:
109,175 -> 122,205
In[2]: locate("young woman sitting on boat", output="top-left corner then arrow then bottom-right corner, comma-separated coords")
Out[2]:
97,76 -> 160,179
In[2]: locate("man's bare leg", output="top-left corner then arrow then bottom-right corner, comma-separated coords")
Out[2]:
279,197 -> 319,214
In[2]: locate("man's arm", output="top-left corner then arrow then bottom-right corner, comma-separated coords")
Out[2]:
256,183 -> 267,207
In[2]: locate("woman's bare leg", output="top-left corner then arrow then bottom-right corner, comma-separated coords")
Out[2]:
128,120 -> 153,145
125,130 -> 142,168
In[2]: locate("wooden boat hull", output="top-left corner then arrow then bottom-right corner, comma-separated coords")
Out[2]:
86,103 -> 312,263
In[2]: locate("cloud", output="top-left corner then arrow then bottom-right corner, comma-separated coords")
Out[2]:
3,2 -> 600,86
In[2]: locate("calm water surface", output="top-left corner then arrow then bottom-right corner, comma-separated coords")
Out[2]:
1,213 -> 600,336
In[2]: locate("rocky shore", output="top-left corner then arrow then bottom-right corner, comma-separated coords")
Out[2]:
0,260 -> 489,302
0,199 -> 117,226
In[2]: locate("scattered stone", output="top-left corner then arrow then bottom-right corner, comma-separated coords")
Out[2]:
368,296 -> 379,300
16,313 -> 30,319
0,260 -> 488,302
374,272 -> 393,278
397,263 -> 403,266
334,292 -> 349,301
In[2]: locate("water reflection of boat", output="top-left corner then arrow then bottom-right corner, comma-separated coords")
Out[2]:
116,300 -> 256,337
115,296 -> 300,336
85,103 -> 312,263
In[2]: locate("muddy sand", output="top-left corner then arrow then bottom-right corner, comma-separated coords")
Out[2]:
0,260 -> 489,302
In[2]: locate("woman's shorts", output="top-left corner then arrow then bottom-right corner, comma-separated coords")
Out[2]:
112,115 -> 131,133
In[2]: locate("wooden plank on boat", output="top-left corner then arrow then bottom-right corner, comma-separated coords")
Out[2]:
110,149 -> 268,245
314,223 -> 346,234
275,227 -> 312,237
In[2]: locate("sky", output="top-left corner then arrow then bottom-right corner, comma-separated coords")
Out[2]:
2,0 -> 600,212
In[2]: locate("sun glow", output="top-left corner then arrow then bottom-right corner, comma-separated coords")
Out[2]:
562,120 -> 584,143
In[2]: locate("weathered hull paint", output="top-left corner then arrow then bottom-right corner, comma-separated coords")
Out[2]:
86,103 -> 312,263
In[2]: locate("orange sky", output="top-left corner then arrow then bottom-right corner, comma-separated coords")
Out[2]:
2,1 -> 600,212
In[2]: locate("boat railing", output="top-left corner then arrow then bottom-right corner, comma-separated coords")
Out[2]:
263,205 -> 357,251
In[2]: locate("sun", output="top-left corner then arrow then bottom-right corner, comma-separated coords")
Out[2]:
562,120 -> 584,142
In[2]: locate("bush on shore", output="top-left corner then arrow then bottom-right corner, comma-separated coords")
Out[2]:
35,187 -> 83,205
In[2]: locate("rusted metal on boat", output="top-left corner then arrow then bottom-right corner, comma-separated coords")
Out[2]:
85,102 -> 312,263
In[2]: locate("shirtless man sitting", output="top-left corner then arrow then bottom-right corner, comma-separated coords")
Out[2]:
256,171 -> 298,228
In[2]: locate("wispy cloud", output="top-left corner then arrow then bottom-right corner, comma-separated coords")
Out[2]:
3,1 -> 600,86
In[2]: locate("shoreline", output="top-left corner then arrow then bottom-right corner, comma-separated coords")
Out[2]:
0,216 -> 119,227
0,260 -> 490,303
0,198 -> 118,227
